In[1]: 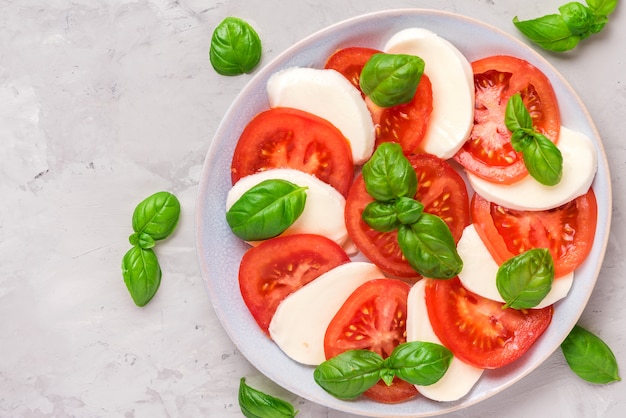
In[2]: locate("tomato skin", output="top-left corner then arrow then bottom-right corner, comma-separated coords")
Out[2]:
345,153 -> 470,278
324,278 -> 418,404
425,277 -> 553,369
238,234 -> 350,334
454,55 -> 561,184
471,190 -> 598,277
230,107 -> 354,197
324,46 -> 381,93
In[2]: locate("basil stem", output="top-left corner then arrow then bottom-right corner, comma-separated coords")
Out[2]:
384,341 -> 452,386
313,350 -> 384,400
496,248 -> 554,309
362,142 -> 417,202
397,214 -> 463,279
561,325 -> 621,384
505,94 -> 563,186
209,17 -> 262,76
238,377 -> 298,418
121,246 -> 162,307
226,179 -> 307,241
131,191 -> 181,243
360,53 -> 425,108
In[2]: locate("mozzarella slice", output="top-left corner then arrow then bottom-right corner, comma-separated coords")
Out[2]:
267,67 -> 375,165
383,28 -> 474,159
269,262 -> 384,365
226,168 -> 349,248
406,280 -> 483,401
468,126 -> 598,211
457,224 -> 574,308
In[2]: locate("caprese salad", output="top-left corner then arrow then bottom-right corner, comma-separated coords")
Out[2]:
222,26 -> 598,405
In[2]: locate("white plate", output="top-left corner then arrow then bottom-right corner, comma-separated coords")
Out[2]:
195,9 -> 611,417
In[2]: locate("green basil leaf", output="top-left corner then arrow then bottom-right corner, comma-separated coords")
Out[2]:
226,179 -> 307,241
362,142 -> 417,202
385,341 -> 452,386
121,246 -> 161,307
397,214 -> 462,279
129,232 -> 156,249
589,14 -> 608,33
131,191 -> 181,241
362,201 -> 400,232
586,0 -> 618,17
513,14 -> 581,52
238,377 -> 298,418
505,93 -> 533,132
313,350 -> 384,400
510,129 -> 534,152
561,325 -> 621,384
559,2 -> 595,36
522,132 -> 563,186
360,53 -> 425,108
209,17 -> 262,76
496,248 -> 554,310
395,196 -> 424,225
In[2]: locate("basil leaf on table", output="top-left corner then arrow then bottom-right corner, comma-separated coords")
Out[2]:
209,17 -> 262,76
496,248 -> 554,309
131,191 -> 181,242
397,213 -> 463,279
226,179 -> 307,241
559,2 -> 595,36
238,377 -> 298,418
314,349 -> 384,400
586,0 -> 619,18
561,325 -> 621,384
121,246 -> 162,307
360,53 -> 425,108
384,341 -> 452,386
361,142 -> 417,202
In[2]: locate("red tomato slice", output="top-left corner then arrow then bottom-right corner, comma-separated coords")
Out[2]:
454,55 -> 561,184
425,277 -> 553,369
324,278 -> 417,404
324,46 -> 381,93
238,234 -> 350,334
471,190 -> 598,278
345,153 -> 470,278
230,107 -> 354,197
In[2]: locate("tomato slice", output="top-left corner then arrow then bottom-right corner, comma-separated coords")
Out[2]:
324,278 -> 417,403
324,46 -> 381,93
238,234 -> 350,334
230,107 -> 354,197
454,55 -> 561,184
425,277 -> 553,369
345,153 -> 470,278
471,190 -> 598,278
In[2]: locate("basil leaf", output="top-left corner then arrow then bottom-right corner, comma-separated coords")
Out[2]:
129,232 -> 156,249
313,350 -> 384,400
521,132 -> 563,186
589,14 -> 608,33
360,53 -> 425,108
561,325 -> 621,384
397,214 -> 462,279
362,142 -> 417,202
362,201 -> 400,232
122,246 -> 162,307
505,93 -> 533,132
131,191 -> 181,241
559,2 -> 595,36
209,17 -> 262,76
513,14 -> 581,52
395,196 -> 424,225
586,0 -> 618,17
238,377 -> 298,418
226,179 -> 307,241
385,341 -> 452,386
496,248 -> 554,310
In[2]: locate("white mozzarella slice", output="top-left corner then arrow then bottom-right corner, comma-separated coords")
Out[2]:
406,280 -> 483,401
457,224 -> 574,308
268,262 -> 384,365
383,28 -> 474,159
267,67 -> 375,165
226,168 -> 348,248
467,126 -> 597,211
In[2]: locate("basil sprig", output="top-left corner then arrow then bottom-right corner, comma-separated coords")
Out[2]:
226,179 -> 307,241
361,143 -> 462,279
238,377 -> 299,418
122,191 -> 181,307
209,17 -> 262,76
496,248 -> 554,309
314,341 -> 452,400
513,0 -> 617,52
360,53 -> 425,108
505,93 -> 563,186
561,325 -> 621,384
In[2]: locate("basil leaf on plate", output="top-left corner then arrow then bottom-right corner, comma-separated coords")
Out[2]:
131,191 -> 181,241
362,201 -> 400,232
238,377 -> 298,418
210,17 -> 262,76
121,246 -> 162,307
226,179 -> 307,241
362,142 -> 417,202
360,53 -> 425,108
561,325 -> 621,384
496,248 -> 554,309
385,341 -> 452,386
314,349 -> 384,400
